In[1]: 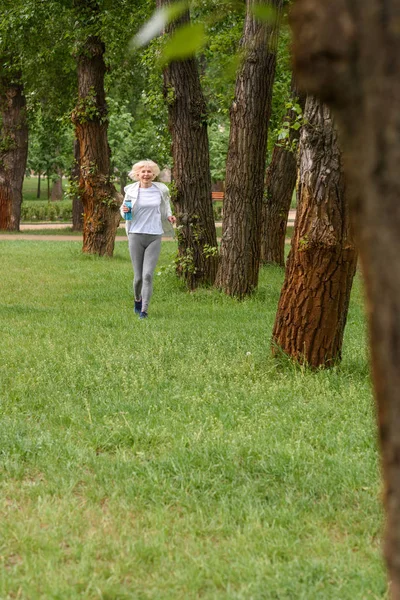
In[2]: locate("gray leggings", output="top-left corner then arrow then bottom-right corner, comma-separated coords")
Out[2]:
128,233 -> 162,312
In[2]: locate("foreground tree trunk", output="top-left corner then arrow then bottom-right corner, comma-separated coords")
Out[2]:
158,3 -> 218,288
260,76 -> 306,266
0,70 -> 28,231
215,0 -> 284,298
290,0 -> 400,594
71,33 -> 120,256
272,96 -> 357,367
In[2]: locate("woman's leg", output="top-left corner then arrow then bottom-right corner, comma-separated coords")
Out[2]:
141,236 -> 162,313
128,234 -> 145,301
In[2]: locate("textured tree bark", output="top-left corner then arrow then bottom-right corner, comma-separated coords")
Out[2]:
71,34 -> 120,256
51,168 -> 63,201
71,139 -> 83,231
272,97 -> 357,367
290,0 -> 400,594
0,71 -> 28,231
158,3 -> 218,288
214,0 -> 283,298
260,76 -> 306,266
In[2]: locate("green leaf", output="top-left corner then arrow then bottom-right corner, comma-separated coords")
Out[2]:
251,4 -> 277,23
161,23 -> 207,65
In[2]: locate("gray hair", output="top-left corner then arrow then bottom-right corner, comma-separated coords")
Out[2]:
128,160 -> 160,181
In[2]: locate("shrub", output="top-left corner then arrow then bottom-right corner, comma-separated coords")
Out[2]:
21,201 -> 72,222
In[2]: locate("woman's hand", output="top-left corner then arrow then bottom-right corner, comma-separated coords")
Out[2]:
122,204 -> 130,213
168,216 -> 176,224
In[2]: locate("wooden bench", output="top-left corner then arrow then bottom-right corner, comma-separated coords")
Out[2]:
212,191 -> 224,201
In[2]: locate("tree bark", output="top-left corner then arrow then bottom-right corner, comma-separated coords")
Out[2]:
214,0 -> 283,298
158,3 -> 218,288
290,1 -> 400,593
272,96 -> 357,367
71,33 -> 120,256
51,169 -> 63,201
71,138 -> 83,231
260,75 -> 306,266
0,70 -> 28,231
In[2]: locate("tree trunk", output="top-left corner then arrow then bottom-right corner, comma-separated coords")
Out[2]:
158,3 -> 218,289
51,169 -> 63,201
290,0 -> 400,593
215,0 -> 284,298
71,34 -> 121,256
71,138 -> 83,231
37,172 -> 41,199
0,71 -> 28,231
260,75 -> 306,266
272,96 -> 357,367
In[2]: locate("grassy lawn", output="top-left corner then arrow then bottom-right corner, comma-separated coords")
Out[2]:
0,240 -> 385,599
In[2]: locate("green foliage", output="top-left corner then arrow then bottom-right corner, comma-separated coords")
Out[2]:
272,97 -> 306,151
73,87 -> 104,124
0,241 -> 385,598
27,108 -> 74,184
107,96 -> 170,182
202,242 -> 218,258
175,245 -> 197,275
209,122 -> 229,182
20,200 -> 72,222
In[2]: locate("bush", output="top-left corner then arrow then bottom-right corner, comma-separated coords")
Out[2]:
213,204 -> 223,221
21,201 -> 72,222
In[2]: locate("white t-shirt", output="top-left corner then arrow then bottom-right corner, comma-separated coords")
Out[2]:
129,185 -> 163,235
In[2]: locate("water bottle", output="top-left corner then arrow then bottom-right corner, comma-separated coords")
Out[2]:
124,200 -> 132,221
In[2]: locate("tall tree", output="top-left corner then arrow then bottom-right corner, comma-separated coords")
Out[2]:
272,96 -> 357,367
157,2 -> 219,288
71,0 -> 121,256
260,75 -> 306,266
71,138 -> 83,231
290,1 -> 400,593
0,63 -> 28,230
215,0 -> 284,298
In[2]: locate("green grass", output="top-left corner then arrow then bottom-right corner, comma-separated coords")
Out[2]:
0,240 -> 385,599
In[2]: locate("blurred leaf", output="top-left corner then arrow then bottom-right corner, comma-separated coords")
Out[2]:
251,4 -> 277,23
167,1 -> 189,22
132,2 -> 188,48
161,23 -> 207,65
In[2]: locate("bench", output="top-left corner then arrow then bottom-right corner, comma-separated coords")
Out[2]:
212,191 -> 225,201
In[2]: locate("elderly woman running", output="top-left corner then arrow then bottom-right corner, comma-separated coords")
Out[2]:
120,160 -> 176,319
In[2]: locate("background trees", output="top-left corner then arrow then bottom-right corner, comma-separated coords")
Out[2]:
214,0 -> 284,298
157,2 -> 219,288
260,75 -> 305,266
71,0 -> 121,256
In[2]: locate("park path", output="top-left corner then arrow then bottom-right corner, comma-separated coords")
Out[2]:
0,211 -> 296,242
